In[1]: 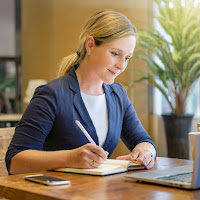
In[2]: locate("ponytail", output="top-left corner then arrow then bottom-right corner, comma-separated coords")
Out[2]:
57,52 -> 80,78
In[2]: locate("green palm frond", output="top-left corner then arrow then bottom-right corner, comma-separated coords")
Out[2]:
184,42 -> 200,56
136,0 -> 200,114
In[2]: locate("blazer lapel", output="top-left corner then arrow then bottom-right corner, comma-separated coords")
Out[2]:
68,67 -> 99,145
102,84 -> 117,149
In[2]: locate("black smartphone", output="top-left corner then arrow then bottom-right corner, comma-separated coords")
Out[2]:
24,174 -> 70,186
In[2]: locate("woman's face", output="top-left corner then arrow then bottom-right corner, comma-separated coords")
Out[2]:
88,35 -> 136,85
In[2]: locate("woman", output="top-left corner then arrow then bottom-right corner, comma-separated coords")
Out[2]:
6,9 -> 157,175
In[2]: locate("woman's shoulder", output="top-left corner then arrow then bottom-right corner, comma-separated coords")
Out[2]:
47,75 -> 69,87
34,75 -> 71,97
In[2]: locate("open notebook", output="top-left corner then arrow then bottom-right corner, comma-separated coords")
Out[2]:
55,159 -> 145,176
126,132 -> 200,189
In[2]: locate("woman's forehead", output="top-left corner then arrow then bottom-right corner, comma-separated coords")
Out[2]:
101,36 -> 136,53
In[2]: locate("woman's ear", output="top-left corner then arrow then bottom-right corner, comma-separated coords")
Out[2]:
85,36 -> 95,55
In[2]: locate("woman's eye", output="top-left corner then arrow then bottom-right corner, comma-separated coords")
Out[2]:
111,52 -> 119,56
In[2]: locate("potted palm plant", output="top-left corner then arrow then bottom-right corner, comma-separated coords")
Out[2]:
136,0 -> 200,158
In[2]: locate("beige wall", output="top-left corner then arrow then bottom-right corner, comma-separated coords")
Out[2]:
22,0 -> 52,105
22,0 -> 153,158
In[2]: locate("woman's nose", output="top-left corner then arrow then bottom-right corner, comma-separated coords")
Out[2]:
115,59 -> 126,71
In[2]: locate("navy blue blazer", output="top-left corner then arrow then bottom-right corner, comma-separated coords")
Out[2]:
6,65 -> 156,171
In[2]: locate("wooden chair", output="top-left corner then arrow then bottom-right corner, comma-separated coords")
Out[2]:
0,127 -> 15,176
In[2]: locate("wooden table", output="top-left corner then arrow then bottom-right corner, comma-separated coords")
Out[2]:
0,157 -> 199,200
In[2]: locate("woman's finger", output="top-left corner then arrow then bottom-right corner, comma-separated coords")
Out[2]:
145,159 -> 155,169
88,144 -> 108,160
116,154 -> 132,160
142,153 -> 152,167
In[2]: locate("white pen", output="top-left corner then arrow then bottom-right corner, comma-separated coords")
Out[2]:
75,120 -> 97,145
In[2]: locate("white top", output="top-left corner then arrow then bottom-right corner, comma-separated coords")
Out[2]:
81,92 -> 108,147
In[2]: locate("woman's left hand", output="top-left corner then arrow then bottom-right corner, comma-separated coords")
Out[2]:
116,142 -> 156,169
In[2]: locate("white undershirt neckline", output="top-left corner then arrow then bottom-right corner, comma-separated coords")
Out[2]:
81,92 -> 108,147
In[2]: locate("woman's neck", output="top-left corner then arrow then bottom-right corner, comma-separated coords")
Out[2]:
75,63 -> 104,96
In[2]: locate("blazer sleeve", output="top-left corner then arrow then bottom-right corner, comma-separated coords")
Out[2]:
120,87 -> 157,153
5,84 -> 59,172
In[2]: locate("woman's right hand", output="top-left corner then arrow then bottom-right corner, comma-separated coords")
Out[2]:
9,144 -> 108,174
67,143 -> 109,169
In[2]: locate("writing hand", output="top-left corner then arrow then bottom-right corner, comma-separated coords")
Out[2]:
67,143 -> 109,169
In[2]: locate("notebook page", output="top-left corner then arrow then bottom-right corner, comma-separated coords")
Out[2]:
104,159 -> 140,168
81,164 -> 123,173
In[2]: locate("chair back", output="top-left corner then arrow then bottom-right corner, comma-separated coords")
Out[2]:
0,127 -> 15,176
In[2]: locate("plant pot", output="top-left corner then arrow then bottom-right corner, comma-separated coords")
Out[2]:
162,113 -> 194,159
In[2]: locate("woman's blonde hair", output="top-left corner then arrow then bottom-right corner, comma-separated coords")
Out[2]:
57,9 -> 137,77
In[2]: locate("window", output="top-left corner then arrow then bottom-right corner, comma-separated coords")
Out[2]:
152,0 -> 200,116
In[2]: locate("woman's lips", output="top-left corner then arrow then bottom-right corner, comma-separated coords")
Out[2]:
108,69 -> 118,76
